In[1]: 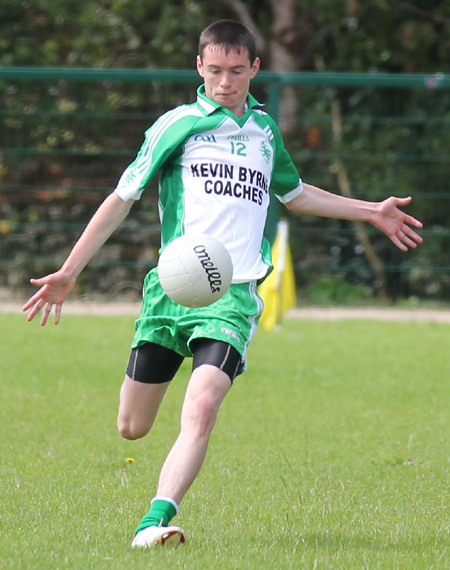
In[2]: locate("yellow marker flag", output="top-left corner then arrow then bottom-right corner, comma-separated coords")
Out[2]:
258,219 -> 296,331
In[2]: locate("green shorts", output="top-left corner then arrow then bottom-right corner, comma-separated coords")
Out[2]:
132,268 -> 263,372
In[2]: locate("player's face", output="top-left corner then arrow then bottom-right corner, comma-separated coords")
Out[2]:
197,45 -> 260,118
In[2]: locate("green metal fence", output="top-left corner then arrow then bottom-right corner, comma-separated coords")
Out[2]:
1,67 -> 449,303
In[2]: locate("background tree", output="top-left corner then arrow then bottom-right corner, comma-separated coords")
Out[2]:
1,0 -> 449,302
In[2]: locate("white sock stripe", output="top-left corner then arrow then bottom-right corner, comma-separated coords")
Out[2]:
151,496 -> 180,515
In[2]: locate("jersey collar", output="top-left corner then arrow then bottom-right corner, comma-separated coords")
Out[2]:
196,85 -> 264,117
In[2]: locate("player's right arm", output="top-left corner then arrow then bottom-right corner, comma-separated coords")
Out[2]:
22,192 -> 134,326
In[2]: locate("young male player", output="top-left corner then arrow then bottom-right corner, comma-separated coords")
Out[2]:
22,20 -> 423,548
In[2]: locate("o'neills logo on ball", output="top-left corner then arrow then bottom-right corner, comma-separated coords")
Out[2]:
193,244 -> 222,293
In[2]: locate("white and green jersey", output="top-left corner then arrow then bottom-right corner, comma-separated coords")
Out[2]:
115,85 -> 303,282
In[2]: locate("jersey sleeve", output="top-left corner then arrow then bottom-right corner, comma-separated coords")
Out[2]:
266,116 -> 304,204
114,106 -> 198,201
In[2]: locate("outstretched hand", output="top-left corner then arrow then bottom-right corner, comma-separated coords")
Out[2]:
22,270 -> 76,325
371,196 -> 423,251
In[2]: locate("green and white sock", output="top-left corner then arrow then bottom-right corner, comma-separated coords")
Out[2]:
134,496 -> 179,536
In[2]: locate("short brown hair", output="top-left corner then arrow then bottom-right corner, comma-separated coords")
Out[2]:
198,20 -> 257,63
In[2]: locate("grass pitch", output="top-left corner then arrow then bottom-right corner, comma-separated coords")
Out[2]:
1,312 -> 449,569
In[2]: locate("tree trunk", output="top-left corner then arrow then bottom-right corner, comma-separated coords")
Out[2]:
223,0 -> 300,136
269,0 -> 298,135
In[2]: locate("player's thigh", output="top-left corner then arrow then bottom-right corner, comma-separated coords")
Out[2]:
117,342 -> 184,439
117,375 -> 170,438
181,365 -> 232,435
180,340 -> 240,433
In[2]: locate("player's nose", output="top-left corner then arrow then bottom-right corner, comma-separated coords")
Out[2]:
219,72 -> 232,87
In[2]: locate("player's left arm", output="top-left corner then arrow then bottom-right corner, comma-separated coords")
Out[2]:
286,183 -> 423,251
22,193 -> 134,325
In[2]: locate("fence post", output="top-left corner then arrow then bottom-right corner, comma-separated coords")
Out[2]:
263,83 -> 281,245
266,82 -> 280,123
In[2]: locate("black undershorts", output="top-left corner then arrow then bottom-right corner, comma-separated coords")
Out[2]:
125,338 -> 241,385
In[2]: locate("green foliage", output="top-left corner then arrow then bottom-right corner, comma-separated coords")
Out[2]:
303,274 -> 371,305
1,1 -> 449,72
0,1 -> 449,301
1,312 -> 449,568
295,0 -> 450,73
284,78 -> 449,300
0,0 -> 208,68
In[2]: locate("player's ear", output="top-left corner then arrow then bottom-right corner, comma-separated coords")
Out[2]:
196,55 -> 204,77
250,57 -> 260,79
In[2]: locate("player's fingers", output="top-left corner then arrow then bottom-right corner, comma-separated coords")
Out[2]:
22,292 -> 41,312
399,233 -> 418,249
403,214 -> 423,229
394,223 -> 423,250
396,195 -> 412,204
40,303 -> 53,326
30,276 -> 50,286
26,299 -> 45,322
22,283 -> 49,311
54,304 -> 62,325
26,307 -> 37,321
403,224 -> 423,244
391,234 -> 408,252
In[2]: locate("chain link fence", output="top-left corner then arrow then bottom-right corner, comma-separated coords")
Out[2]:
1,68 -> 449,304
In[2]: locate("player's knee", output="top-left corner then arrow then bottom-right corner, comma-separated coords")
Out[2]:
117,416 -> 150,441
184,393 -> 219,436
